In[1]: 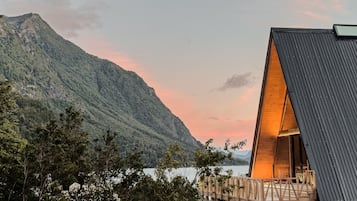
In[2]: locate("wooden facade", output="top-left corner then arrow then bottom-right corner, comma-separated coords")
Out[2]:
245,26 -> 357,200
199,171 -> 316,201
249,40 -> 308,179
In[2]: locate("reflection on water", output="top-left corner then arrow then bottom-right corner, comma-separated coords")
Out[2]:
143,165 -> 249,182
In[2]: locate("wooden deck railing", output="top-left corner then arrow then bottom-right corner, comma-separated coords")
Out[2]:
199,170 -> 316,201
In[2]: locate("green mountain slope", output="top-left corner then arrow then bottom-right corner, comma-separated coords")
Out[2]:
0,13 -> 200,166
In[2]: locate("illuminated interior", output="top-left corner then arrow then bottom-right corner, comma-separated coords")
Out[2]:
250,39 -> 308,179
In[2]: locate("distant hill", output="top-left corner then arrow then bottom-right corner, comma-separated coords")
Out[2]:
230,150 -> 251,162
215,147 -> 251,165
0,13 -> 200,166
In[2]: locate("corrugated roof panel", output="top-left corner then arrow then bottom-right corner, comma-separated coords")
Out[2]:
272,28 -> 357,201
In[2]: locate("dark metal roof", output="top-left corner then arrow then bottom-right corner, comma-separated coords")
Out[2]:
272,27 -> 357,201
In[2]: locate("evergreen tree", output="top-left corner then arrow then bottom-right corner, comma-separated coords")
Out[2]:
93,130 -> 121,172
90,130 -> 146,201
0,81 -> 246,200
0,80 -> 28,200
31,106 -> 89,199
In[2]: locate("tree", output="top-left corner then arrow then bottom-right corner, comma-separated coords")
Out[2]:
155,144 -> 187,181
92,130 -> 121,172
0,80 -> 28,201
120,139 -> 246,201
66,130 -> 143,201
0,84 -> 246,201
93,131 -> 145,200
31,106 -> 89,199
118,144 -> 198,201
194,139 -> 246,200
81,130 -> 123,200
57,107 -> 89,186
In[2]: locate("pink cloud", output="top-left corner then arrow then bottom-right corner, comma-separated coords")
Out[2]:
296,0 -> 345,13
238,86 -> 258,104
297,10 -> 330,22
152,85 -> 193,117
76,35 -> 148,79
184,85 -> 260,148
293,0 -> 346,24
151,87 -> 255,148
331,0 -> 346,12
193,119 -> 255,150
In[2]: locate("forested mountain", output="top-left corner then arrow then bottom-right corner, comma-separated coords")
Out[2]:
0,13 -> 200,165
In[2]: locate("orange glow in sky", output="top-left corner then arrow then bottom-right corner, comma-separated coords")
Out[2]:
79,36 -> 256,147
3,0 -> 352,149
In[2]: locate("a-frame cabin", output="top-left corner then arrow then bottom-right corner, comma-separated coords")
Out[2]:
249,25 -> 357,201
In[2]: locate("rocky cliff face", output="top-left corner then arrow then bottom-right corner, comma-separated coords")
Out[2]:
0,13 -> 200,165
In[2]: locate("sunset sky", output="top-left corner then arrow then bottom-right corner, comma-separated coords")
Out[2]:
2,0 -> 356,148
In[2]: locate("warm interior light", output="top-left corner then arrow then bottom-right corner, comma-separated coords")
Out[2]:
278,128 -> 300,137
251,40 -> 287,179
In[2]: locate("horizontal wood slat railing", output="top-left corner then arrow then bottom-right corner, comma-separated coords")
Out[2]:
199,170 -> 316,201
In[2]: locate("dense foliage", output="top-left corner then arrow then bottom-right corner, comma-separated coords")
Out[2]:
0,13 -> 248,199
0,81 -> 246,200
0,80 -> 28,200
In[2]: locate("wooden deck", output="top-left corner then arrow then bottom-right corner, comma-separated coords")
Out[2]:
199,170 -> 316,201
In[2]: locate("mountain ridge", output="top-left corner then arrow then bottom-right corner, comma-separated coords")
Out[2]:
0,13 -> 200,165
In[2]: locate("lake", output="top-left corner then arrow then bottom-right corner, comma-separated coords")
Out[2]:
144,165 -> 249,182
